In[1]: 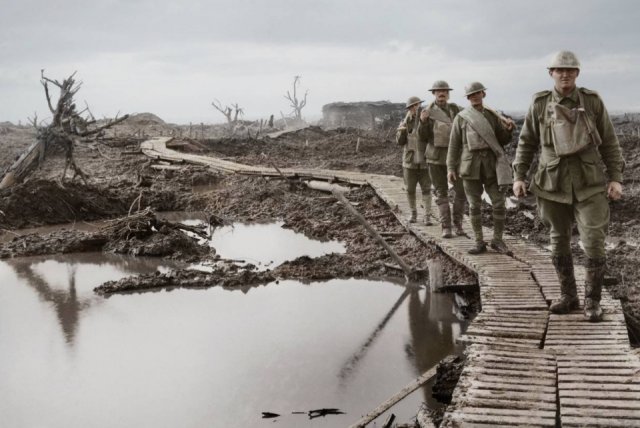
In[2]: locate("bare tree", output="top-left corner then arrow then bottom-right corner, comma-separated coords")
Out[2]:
0,71 -> 128,189
211,99 -> 244,124
284,75 -> 308,120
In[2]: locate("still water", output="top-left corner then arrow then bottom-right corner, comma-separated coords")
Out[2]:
0,226 -> 466,428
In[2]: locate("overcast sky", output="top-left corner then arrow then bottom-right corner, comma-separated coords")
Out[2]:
1,0 -> 639,124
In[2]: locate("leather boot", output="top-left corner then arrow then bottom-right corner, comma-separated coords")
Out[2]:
422,194 -> 433,226
549,255 -> 579,314
407,193 -> 417,223
584,257 -> 606,322
438,202 -> 453,238
452,197 -> 466,236
468,241 -> 487,255
489,213 -> 509,253
469,213 -> 483,244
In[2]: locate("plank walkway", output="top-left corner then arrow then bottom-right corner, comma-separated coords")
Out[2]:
142,137 -> 640,427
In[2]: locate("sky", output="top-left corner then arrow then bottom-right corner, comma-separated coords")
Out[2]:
1,0 -> 640,124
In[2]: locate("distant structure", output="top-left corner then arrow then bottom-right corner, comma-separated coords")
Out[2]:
321,101 -> 405,129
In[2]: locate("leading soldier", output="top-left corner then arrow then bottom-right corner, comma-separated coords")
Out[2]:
512,51 -> 624,322
421,81 -> 467,238
447,82 -> 515,255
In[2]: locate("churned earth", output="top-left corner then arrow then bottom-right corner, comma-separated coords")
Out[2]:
2,113 -> 640,426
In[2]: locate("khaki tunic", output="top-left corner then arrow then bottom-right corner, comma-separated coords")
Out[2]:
446,109 -> 513,179
513,87 -> 624,204
424,102 -> 461,165
396,110 -> 429,170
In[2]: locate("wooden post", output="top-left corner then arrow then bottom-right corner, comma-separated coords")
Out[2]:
356,137 -> 361,153
333,191 -> 416,280
201,122 -> 204,140
189,122 -> 192,138
348,365 -> 438,428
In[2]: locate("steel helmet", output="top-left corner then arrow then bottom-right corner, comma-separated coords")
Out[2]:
405,96 -> 423,109
548,50 -> 580,69
429,80 -> 452,92
464,82 -> 487,97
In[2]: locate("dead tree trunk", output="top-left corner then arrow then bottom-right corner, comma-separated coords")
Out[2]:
0,71 -> 129,189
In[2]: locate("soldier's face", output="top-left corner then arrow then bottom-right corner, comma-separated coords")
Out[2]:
467,91 -> 485,107
550,68 -> 579,92
408,104 -> 419,114
433,90 -> 450,103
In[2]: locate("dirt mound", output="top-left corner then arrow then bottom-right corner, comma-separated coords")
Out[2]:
127,113 -> 166,125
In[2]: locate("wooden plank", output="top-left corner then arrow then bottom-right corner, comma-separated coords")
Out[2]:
561,407 -> 640,418
458,379 -> 556,393
562,416 -> 640,427
444,411 -> 555,426
466,374 -> 557,387
560,389 -> 640,399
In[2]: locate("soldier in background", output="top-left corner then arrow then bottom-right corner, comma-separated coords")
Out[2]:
513,51 -> 624,322
421,81 -> 466,238
396,96 -> 433,224
447,82 -> 515,254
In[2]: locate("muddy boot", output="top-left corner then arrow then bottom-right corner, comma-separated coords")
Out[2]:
549,255 -> 579,314
438,202 -> 453,238
490,239 -> 509,254
468,241 -> 487,255
584,257 -> 606,322
452,197 -> 466,236
422,194 -> 434,226
489,214 -> 509,253
407,193 -> 417,223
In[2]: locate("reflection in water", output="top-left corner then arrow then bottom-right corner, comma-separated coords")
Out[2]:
9,260 -> 88,345
338,288 -> 411,384
5,253 -> 182,347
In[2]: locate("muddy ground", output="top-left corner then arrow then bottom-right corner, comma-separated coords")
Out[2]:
2,113 -> 640,425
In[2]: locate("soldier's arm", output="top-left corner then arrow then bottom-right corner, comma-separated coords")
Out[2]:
447,116 -> 463,172
512,103 -> 541,181
396,116 -> 409,146
417,115 -> 432,142
591,94 -> 624,182
494,116 -> 514,146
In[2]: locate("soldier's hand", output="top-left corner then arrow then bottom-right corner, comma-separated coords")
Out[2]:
504,118 -> 516,131
397,125 -> 407,132
447,171 -> 458,183
513,180 -> 527,198
608,181 -> 623,200
420,109 -> 430,122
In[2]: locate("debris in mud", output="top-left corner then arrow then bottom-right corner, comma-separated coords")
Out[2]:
0,230 -> 107,258
0,208 -> 215,262
307,408 -> 346,419
432,355 -> 464,404
93,266 -> 276,295
261,412 -> 280,419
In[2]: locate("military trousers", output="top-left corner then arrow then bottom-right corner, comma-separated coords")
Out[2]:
429,163 -> 465,205
403,167 -> 431,198
537,191 -> 609,258
462,162 -> 506,242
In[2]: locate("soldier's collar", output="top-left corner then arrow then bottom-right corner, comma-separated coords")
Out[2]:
552,86 -> 578,103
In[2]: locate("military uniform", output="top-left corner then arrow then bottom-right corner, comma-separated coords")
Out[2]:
396,98 -> 433,224
513,50 -> 624,321
423,100 -> 466,237
447,83 -> 513,254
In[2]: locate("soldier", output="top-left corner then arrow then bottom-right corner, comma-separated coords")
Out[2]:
396,96 -> 433,224
447,82 -> 515,254
513,51 -> 624,322
421,81 -> 466,238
